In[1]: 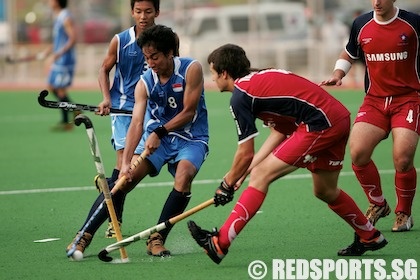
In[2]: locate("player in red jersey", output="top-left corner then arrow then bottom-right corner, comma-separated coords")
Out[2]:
187,44 -> 388,264
320,0 -> 419,232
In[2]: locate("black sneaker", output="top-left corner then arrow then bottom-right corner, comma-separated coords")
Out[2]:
338,231 -> 388,256
187,220 -> 227,264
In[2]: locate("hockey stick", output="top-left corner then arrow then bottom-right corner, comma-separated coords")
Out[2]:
98,198 -> 215,262
65,148 -> 148,260
37,90 -> 132,114
5,53 -> 45,64
74,114 -> 128,262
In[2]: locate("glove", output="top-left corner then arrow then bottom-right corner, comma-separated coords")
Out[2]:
214,180 -> 234,207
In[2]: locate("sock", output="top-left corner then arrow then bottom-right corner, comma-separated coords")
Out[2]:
157,188 -> 191,242
328,190 -> 376,240
107,169 -> 120,185
107,169 -> 122,223
59,96 -> 71,123
352,161 -> 384,205
83,190 -> 126,235
218,186 -> 266,249
395,167 -> 416,216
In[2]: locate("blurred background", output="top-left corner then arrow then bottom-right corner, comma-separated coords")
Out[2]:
0,0 -> 419,89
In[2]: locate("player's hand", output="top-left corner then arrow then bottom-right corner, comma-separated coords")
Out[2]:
96,99 -> 111,116
214,180 -> 234,207
145,132 -> 161,154
319,71 -> 345,87
119,162 -> 132,183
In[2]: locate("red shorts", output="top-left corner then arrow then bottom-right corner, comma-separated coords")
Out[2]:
355,93 -> 420,135
272,117 -> 350,172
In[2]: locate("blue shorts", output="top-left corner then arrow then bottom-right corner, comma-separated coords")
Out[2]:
47,65 -> 75,88
135,135 -> 209,177
111,115 -> 132,151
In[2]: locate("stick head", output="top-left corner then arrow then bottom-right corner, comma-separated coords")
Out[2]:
98,249 -> 113,262
38,90 -> 49,104
74,114 -> 93,129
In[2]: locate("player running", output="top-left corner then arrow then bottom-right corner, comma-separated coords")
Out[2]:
320,0 -> 419,232
188,44 -> 388,264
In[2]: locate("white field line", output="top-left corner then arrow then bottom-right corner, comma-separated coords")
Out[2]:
0,169 -> 402,196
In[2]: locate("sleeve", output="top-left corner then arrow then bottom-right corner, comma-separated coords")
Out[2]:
230,88 -> 258,143
345,12 -> 372,60
345,21 -> 361,59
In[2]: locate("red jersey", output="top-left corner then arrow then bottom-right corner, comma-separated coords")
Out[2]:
346,8 -> 420,96
232,69 -> 350,143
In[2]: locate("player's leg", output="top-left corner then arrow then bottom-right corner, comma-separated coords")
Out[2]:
67,153 -> 151,253
108,115 -> 131,186
312,170 -> 387,256
189,153 -> 298,264
104,116 -> 131,237
350,101 -> 390,225
147,140 -> 208,257
391,128 -> 418,231
48,67 -> 76,131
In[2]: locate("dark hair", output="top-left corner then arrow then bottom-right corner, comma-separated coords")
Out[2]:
137,25 -> 177,56
207,44 -> 251,79
57,0 -> 67,8
131,0 -> 159,12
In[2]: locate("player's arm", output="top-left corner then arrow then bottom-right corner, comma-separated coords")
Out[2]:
147,60 -> 204,147
165,61 -> 203,131
319,51 -> 355,87
120,80 -> 147,182
233,127 -> 287,189
224,138 -> 255,188
97,36 -> 119,115
213,137 -> 254,207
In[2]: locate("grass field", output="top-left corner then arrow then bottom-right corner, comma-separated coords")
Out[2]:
0,88 -> 418,280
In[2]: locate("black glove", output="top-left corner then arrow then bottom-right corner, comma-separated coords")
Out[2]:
214,180 -> 234,207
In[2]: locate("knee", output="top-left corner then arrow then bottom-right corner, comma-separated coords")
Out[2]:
350,149 -> 371,166
313,187 -> 339,204
394,157 -> 414,172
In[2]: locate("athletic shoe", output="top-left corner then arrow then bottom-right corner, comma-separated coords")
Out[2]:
337,231 -> 388,256
365,200 -> 391,225
146,232 -> 171,257
187,220 -> 228,264
50,122 -> 73,132
66,231 -> 92,253
105,221 -> 122,238
392,212 -> 414,232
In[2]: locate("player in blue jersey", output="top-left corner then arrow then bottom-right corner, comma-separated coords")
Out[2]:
94,0 -> 161,239
66,24 -> 209,257
45,0 -> 77,131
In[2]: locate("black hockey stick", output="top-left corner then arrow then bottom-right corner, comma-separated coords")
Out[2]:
37,90 -> 132,114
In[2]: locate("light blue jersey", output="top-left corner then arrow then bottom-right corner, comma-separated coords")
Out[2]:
137,57 -> 209,176
110,26 -> 148,151
48,9 -> 75,88
110,26 -> 148,112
